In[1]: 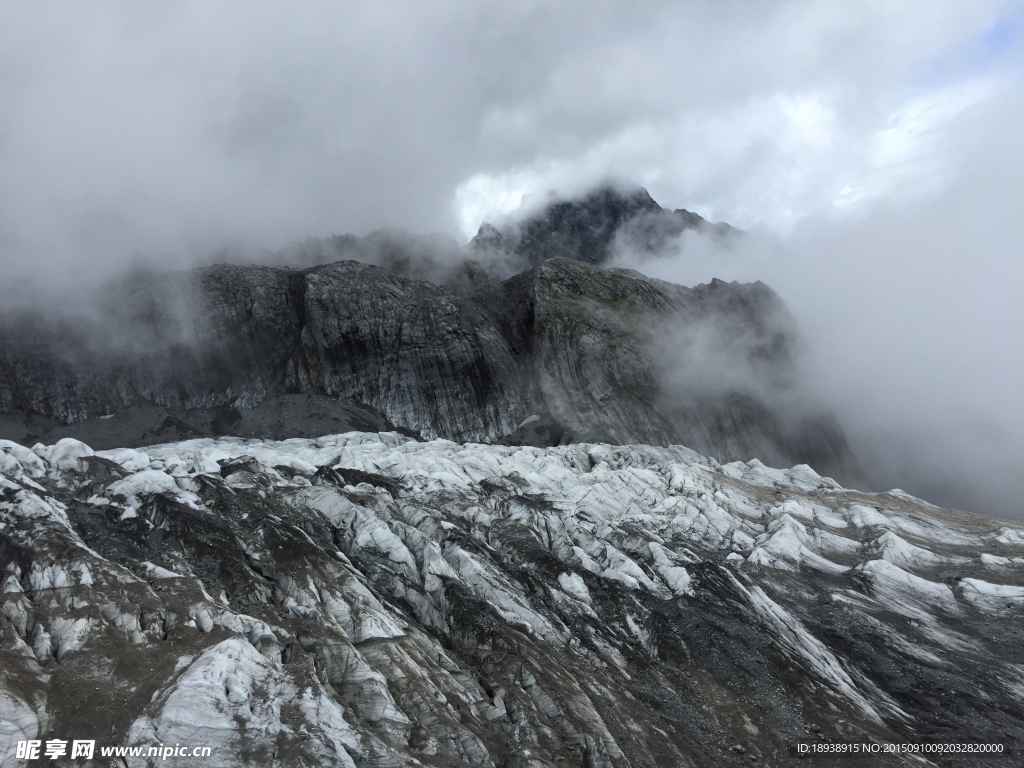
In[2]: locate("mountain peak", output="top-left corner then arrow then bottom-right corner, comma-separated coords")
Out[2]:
557,182 -> 662,215
470,183 -> 732,268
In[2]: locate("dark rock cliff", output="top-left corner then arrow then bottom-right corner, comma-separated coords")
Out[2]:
0,252 -> 861,484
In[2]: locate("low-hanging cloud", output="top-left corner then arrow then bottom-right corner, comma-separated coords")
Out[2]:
1,1 -> 1013,289
611,87 -> 1024,519
2,1 -> 1023,519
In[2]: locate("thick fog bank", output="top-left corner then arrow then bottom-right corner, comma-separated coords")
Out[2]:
610,117 -> 1024,520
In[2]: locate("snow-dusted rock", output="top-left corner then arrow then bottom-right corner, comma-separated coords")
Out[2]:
1,432 -> 1022,766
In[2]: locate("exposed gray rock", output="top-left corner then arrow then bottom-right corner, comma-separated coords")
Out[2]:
469,184 -> 737,269
300,260 -> 525,442
0,256 -> 861,485
0,263 -> 308,422
471,259 -> 861,483
0,395 -> 409,451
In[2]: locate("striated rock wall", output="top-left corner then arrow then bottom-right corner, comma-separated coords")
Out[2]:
0,256 -> 861,484
0,264 -> 308,421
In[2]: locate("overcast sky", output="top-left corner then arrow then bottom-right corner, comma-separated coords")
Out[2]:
2,1 -> 1022,516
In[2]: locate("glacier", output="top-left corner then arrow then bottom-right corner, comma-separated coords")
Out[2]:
1,432 -> 1023,766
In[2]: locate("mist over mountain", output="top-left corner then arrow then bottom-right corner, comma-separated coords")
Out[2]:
0,186 -> 865,494
3,5 -> 1023,766
469,185 -> 736,273
6,179 -> 1023,526
2,144 -> 1022,768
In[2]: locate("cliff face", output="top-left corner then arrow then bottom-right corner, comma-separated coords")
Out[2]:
0,265 -> 308,421
299,261 -> 524,442
0,186 -> 860,484
0,256 -> 860,484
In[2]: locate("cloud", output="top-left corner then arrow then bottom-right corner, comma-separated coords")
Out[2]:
2,0 -> 1022,517
451,1 -> 1016,233
1,1 -> 1012,283
609,78 -> 1024,518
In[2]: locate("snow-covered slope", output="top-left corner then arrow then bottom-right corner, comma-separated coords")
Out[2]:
1,433 -> 1022,766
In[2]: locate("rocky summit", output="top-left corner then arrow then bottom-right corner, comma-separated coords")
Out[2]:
2,433 -> 1022,766
469,185 -> 736,269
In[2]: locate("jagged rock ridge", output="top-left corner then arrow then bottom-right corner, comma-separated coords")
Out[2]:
470,185 -> 736,269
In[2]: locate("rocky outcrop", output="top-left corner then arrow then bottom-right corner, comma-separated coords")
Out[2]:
2,433 -> 1022,766
0,254 -> 860,484
469,184 -> 736,269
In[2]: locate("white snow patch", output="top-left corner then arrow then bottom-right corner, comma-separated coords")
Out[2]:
557,572 -> 592,603
141,562 -> 182,580
858,559 -> 958,615
34,438 -> 95,471
0,440 -> 47,476
960,578 -> 1024,610
980,553 -> 1011,567
107,469 -> 191,506
874,531 -> 963,570
97,447 -> 153,472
